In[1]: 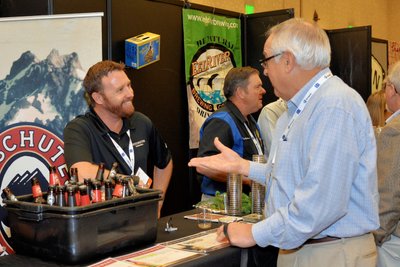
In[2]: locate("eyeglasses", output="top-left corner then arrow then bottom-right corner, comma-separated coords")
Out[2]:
259,53 -> 282,68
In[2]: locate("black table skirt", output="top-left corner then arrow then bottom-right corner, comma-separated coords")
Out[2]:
0,209 -> 244,267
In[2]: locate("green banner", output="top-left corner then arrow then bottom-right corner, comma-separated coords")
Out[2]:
183,9 -> 242,148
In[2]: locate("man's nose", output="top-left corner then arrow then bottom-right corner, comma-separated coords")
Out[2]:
127,87 -> 134,98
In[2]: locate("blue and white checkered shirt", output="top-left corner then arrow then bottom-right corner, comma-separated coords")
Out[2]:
250,68 -> 379,249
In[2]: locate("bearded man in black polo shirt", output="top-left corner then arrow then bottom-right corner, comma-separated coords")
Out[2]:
63,60 -> 173,216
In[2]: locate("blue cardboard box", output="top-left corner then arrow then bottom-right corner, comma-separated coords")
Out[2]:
125,32 -> 160,69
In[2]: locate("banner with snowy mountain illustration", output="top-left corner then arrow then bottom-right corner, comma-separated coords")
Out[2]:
0,13 -> 102,255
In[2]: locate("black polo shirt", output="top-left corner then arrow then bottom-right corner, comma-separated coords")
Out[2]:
63,108 -> 171,176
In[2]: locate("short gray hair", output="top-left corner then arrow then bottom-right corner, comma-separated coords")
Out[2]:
223,67 -> 259,99
267,18 -> 331,70
387,61 -> 400,93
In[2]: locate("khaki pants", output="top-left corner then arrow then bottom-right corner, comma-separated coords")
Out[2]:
277,233 -> 376,267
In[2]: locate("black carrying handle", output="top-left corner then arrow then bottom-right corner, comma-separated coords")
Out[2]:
9,196 -> 162,222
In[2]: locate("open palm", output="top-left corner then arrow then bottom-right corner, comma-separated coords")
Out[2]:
189,137 -> 249,176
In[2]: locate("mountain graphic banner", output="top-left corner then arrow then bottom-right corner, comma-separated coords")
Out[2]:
0,13 -> 102,256
182,9 -> 242,149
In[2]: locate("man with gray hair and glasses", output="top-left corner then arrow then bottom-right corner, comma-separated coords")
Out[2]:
189,18 -> 379,267
374,60 -> 400,267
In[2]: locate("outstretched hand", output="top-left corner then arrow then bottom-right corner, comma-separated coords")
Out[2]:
188,137 -> 250,177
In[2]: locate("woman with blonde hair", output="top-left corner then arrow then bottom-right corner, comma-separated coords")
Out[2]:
367,89 -> 391,128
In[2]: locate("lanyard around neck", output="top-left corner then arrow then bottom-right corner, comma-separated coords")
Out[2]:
243,122 -> 263,155
272,71 -> 333,165
108,130 -> 135,175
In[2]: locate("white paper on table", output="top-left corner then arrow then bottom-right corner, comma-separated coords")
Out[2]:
162,229 -> 229,253
115,244 -> 203,266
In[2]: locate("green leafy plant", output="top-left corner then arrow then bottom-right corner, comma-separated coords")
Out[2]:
195,191 -> 252,215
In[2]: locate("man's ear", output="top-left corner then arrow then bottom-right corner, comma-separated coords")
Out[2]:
387,85 -> 397,99
91,92 -> 104,105
283,52 -> 295,72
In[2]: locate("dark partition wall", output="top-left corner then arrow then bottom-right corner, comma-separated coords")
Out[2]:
327,26 -> 372,102
0,0 -> 50,17
243,9 -> 294,115
109,0 -> 242,215
110,0 -> 189,216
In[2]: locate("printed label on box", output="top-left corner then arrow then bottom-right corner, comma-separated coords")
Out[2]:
125,32 -> 160,69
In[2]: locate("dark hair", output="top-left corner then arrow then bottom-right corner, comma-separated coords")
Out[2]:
223,67 -> 259,99
83,60 -> 126,107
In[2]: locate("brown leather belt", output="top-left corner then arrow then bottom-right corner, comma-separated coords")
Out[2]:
303,236 -> 340,245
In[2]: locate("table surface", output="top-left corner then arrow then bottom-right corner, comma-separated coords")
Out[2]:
0,209 -> 243,267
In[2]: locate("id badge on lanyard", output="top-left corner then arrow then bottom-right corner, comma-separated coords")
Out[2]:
108,130 -> 135,175
243,122 -> 263,155
268,71 -> 333,202
272,71 -> 332,165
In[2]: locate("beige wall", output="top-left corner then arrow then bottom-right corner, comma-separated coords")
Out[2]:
188,0 -> 397,41
187,0 -> 244,13
298,0 -> 389,40
388,0 -> 400,41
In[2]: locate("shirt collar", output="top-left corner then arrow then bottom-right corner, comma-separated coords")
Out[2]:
386,109 -> 400,124
225,100 -> 249,124
287,68 -> 331,117
88,107 -> 131,136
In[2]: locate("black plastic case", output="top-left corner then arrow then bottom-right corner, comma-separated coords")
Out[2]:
3,188 -> 161,264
